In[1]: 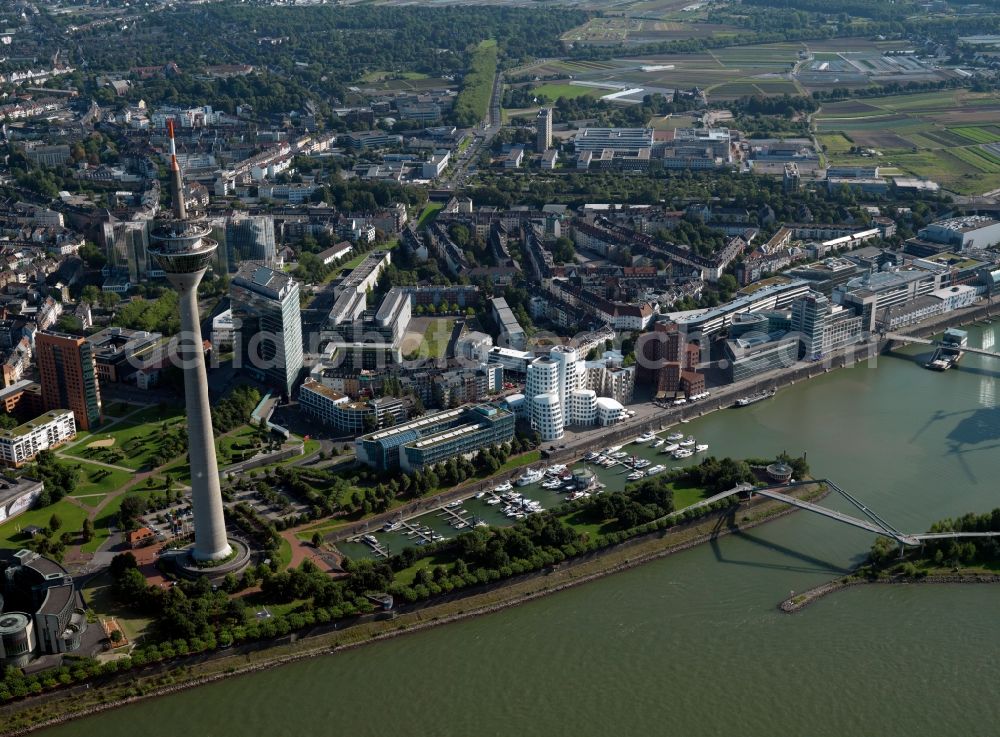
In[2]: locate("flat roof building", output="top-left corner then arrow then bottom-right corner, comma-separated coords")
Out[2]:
231,264 -> 303,396
87,327 -> 162,384
0,410 -> 76,468
490,296 -> 526,350
35,332 -> 102,431
355,404 -> 514,472
574,128 -> 654,155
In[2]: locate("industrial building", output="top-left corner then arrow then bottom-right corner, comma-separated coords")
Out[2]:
917,216 -> 1000,251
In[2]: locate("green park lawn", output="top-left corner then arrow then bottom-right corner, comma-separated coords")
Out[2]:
394,552 -> 453,585
218,425 -> 262,461
82,488 -> 158,554
82,572 -> 153,641
66,460 -> 135,498
66,404 -> 186,471
0,498 -> 90,549
531,82 -> 600,101
417,202 -> 444,229
668,478 -> 712,510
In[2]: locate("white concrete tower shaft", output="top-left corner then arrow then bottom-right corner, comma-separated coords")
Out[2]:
150,222 -> 231,562
171,267 -> 231,561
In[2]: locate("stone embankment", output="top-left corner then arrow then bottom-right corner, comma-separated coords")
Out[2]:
779,572 -> 1000,613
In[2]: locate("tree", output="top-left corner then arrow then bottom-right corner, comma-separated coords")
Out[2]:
109,551 -> 138,579
48,513 -> 62,533
311,532 -> 324,548
81,518 -> 94,543
118,495 -> 148,531
99,292 -> 120,312
81,285 -> 101,304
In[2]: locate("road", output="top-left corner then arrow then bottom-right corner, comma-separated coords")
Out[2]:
441,71 -> 503,190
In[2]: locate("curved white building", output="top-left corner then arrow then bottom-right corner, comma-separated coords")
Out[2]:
596,397 -> 625,426
550,345 -> 583,410
569,388 -> 597,426
531,391 -> 564,441
526,355 -> 559,397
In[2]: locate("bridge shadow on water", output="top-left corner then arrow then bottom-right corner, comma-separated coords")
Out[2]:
906,401 -> 1000,484
940,407 -> 1000,484
707,513 -> 857,576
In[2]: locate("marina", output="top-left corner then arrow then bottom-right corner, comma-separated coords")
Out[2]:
337,437 -> 708,560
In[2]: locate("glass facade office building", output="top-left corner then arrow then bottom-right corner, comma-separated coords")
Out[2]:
230,264 -> 303,397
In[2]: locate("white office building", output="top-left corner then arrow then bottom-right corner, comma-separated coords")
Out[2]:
526,345 -> 632,439
231,264 -> 304,397
569,388 -> 597,426
596,397 -> 625,426
531,391 -> 564,441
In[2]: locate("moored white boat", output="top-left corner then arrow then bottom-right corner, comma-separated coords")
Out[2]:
516,468 -> 545,486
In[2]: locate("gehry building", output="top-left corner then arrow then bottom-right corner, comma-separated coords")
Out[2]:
525,346 -> 633,441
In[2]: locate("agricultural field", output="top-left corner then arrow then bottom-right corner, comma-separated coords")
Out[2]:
815,89 -> 1000,194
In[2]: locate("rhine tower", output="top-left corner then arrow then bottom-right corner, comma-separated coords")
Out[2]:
148,121 -> 233,562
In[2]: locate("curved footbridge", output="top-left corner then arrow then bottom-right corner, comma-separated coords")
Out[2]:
702,479 -> 1000,548
885,331 -> 1000,361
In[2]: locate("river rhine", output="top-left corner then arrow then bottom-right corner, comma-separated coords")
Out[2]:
40,328 -> 1000,736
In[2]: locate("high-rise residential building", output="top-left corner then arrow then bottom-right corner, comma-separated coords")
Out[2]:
536,108 -> 553,153
34,332 -> 102,431
222,214 -> 276,272
231,263 -> 303,397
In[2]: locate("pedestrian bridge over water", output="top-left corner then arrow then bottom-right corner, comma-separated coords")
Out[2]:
884,331 -> 1000,362
703,479 -> 1000,548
